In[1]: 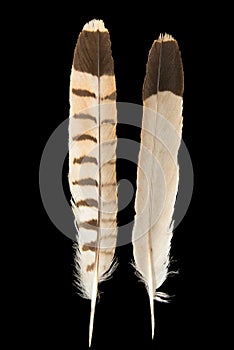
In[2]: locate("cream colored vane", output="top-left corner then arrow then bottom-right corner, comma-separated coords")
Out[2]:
68,19 -> 117,347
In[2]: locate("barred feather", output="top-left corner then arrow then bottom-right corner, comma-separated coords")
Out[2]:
132,34 -> 184,338
68,19 -> 117,347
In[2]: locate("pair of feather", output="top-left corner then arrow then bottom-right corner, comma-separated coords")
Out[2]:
68,19 -> 183,347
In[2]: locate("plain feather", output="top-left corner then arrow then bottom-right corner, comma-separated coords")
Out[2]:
132,33 -> 184,338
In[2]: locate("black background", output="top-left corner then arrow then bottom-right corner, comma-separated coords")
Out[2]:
25,5 -> 216,350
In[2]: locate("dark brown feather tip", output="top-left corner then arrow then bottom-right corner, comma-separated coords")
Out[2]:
143,35 -> 184,100
73,30 -> 114,76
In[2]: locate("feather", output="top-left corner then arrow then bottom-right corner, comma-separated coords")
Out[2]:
132,34 -> 184,338
68,19 -> 118,347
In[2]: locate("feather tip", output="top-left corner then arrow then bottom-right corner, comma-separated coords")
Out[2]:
83,19 -> 107,32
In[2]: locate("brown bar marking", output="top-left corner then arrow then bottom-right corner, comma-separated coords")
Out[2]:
75,178 -> 98,186
86,262 -> 95,272
72,88 -> 96,98
73,113 -> 97,123
101,182 -> 116,187
101,91 -> 116,100
101,119 -> 116,124
82,241 -> 97,251
80,219 -> 98,230
73,156 -> 98,165
72,134 -> 97,143
77,199 -> 98,208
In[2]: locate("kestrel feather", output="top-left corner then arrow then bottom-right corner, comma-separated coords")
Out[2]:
68,19 -> 118,347
132,34 -> 184,338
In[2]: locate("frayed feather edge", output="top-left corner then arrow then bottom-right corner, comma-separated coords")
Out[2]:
73,241 -> 118,299
73,241 -> 90,299
131,259 -> 178,302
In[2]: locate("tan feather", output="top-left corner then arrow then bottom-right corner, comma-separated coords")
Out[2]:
132,34 -> 184,338
68,19 -> 117,347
